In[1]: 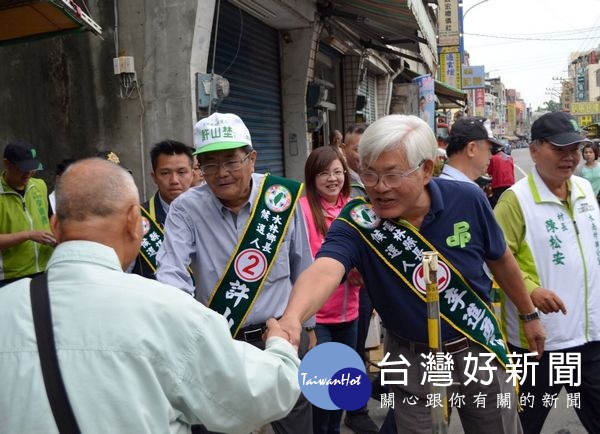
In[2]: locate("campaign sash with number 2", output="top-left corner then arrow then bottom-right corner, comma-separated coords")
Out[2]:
208,174 -> 302,337
339,198 -> 510,368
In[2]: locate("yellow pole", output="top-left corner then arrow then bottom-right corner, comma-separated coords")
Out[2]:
423,251 -> 449,434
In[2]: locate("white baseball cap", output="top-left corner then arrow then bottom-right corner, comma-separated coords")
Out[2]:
193,112 -> 252,155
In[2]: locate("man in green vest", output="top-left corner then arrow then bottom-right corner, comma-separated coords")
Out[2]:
495,111 -> 600,434
132,140 -> 194,279
0,139 -> 54,287
156,112 -> 314,434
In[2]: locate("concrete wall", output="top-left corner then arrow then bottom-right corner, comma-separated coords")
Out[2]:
588,64 -> 600,102
0,1 -> 118,187
280,24 -> 319,182
0,0 -> 211,200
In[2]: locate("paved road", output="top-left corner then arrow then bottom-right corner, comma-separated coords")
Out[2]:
511,147 -> 533,180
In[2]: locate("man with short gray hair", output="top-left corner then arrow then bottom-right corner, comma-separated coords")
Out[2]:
0,158 -> 301,433
281,114 -> 545,434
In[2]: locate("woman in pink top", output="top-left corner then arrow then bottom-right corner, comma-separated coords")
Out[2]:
299,146 -> 361,434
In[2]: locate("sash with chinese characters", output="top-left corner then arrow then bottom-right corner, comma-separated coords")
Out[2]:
339,197 -> 510,369
139,195 -> 193,279
207,174 -> 303,337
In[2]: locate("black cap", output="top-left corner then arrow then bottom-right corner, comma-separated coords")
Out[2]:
3,139 -> 43,172
448,116 -> 502,154
531,112 -> 590,146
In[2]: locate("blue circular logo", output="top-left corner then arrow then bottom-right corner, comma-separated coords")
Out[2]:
298,342 -> 371,411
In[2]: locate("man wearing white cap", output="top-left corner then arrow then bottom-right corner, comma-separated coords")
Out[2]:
156,112 -> 314,434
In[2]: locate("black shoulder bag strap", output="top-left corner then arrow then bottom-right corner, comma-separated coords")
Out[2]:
30,274 -> 81,434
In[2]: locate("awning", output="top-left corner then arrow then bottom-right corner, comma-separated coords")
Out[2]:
318,0 -> 437,72
0,0 -> 102,46
434,80 -> 467,108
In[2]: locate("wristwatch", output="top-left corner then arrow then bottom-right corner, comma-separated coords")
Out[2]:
304,326 -> 316,332
519,308 -> 541,322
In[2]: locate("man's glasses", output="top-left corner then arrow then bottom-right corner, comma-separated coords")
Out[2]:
360,160 -> 424,188
317,169 -> 346,179
199,153 -> 252,175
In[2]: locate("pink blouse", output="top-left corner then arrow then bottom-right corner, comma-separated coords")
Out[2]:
299,195 -> 359,324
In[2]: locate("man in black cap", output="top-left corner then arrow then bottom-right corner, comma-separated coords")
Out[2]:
0,139 -> 55,287
440,116 -> 503,184
495,111 -> 600,434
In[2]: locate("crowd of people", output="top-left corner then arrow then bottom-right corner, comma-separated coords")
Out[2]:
0,109 -> 599,434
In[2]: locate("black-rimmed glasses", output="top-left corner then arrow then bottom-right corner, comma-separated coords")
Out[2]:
199,153 -> 252,176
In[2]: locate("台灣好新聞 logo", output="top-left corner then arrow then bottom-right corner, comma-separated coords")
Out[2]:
298,342 -> 371,411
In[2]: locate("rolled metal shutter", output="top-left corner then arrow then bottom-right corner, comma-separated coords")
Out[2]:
358,74 -> 378,124
208,1 -> 284,175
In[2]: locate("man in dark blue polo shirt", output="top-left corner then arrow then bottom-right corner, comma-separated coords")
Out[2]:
282,114 -> 546,434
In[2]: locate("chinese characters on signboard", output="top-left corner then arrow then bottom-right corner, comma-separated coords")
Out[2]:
462,65 -> 485,89
440,48 -> 461,90
377,351 -> 582,410
438,0 -> 460,46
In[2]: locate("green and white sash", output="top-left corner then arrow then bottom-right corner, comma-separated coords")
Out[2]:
139,196 -> 165,273
208,174 -> 303,337
139,196 -> 193,279
339,197 -> 510,368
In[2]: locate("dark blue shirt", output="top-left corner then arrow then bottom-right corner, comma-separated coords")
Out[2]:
317,178 -> 506,342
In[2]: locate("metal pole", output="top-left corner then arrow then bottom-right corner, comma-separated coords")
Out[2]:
462,0 -> 490,20
423,251 -> 448,434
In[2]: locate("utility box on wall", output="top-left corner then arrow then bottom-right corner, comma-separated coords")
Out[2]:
197,73 -> 230,111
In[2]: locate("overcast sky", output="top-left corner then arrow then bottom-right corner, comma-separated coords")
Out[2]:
461,0 -> 600,110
